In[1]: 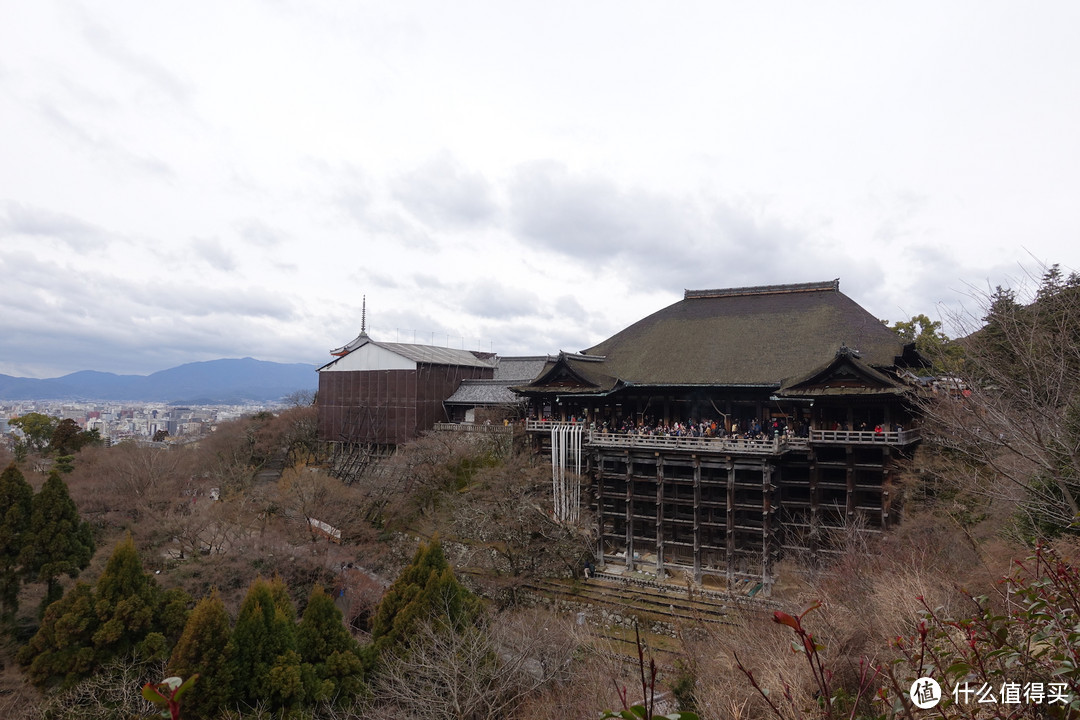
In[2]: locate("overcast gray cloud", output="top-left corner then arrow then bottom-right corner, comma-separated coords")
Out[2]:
460,279 -> 538,320
392,153 -> 498,228
36,99 -> 175,179
190,237 -> 237,272
75,8 -> 191,105
1,1 -> 1079,378
238,219 -> 286,248
0,202 -> 102,251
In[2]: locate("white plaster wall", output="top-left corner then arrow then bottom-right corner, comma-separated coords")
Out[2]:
320,344 -> 416,372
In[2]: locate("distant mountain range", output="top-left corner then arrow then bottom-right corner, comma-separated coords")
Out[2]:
0,358 -> 319,404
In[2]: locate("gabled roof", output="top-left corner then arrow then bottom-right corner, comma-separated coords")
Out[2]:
493,356 -> 550,382
512,352 -> 621,396
319,336 -> 497,371
330,330 -> 371,357
777,346 -> 908,398
446,356 -> 552,406
445,379 -> 526,406
581,280 -> 905,387
374,342 -> 495,368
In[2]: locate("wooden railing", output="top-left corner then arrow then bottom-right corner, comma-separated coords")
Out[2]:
809,429 -> 919,445
433,422 -> 513,434
587,432 -> 788,455
525,420 -> 586,431
523,420 -> 919,450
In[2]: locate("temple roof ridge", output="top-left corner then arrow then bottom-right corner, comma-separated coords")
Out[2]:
684,279 -> 839,300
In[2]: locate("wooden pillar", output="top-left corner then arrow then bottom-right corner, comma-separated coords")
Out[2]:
595,455 -> 605,563
625,451 -> 634,572
809,448 -> 819,560
693,456 -> 702,583
726,459 -> 735,585
846,446 -> 856,523
762,463 -> 774,592
882,447 -> 893,527
655,453 -> 664,575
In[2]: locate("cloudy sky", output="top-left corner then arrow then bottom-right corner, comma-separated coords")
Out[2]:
2,1 -> 1078,378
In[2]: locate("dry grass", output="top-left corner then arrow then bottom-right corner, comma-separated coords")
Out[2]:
676,506 -> 1026,719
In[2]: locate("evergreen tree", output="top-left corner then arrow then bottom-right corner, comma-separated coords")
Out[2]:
169,591 -> 234,719
0,463 -> 33,622
49,418 -> 99,456
19,471 -> 95,613
227,576 -> 305,710
16,536 -> 192,689
297,585 -> 365,703
91,534 -> 180,661
369,538 -> 478,657
15,582 -> 98,688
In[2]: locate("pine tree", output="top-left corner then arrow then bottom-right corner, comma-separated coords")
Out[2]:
297,585 -> 365,702
369,538 -> 478,657
19,471 -> 94,613
0,463 -> 33,622
227,576 -> 305,709
169,591 -> 234,719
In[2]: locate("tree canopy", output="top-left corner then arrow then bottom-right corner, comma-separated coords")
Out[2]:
169,591 -> 234,720
923,262 -> 1080,536
0,463 -> 33,621
17,535 -> 191,689
226,575 -> 305,709
19,471 -> 95,612
369,537 -> 479,659
888,313 -> 962,374
9,413 -> 57,453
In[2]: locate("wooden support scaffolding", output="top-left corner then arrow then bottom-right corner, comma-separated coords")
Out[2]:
589,437 -> 905,595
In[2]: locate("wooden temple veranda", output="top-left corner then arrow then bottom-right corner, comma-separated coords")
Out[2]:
512,281 -> 926,593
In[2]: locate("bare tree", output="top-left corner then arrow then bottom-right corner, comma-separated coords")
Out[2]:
921,262 -> 1080,534
448,455 -> 594,602
275,464 -> 370,544
369,606 -> 577,720
26,658 -> 167,720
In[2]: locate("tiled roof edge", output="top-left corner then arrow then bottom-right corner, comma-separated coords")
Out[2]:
684,279 -> 839,300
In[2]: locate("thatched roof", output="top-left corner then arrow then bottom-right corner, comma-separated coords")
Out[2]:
578,280 -> 906,388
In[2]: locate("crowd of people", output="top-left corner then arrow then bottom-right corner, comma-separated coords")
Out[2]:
537,415 -> 907,440
584,416 -> 810,441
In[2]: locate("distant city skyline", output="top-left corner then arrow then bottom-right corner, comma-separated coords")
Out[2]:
3,2 -> 1079,378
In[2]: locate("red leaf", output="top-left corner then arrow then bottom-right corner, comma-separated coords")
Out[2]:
773,611 -> 801,631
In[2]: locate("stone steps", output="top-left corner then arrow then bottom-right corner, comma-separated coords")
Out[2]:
518,574 -> 777,633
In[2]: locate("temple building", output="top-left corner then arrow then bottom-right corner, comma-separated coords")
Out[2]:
316,281 -> 925,593
317,327 -> 497,447
513,280 -> 925,592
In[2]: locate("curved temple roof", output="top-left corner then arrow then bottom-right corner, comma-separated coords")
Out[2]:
571,280 -> 907,389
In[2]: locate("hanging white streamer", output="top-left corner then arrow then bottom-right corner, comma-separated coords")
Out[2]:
551,423 -> 583,524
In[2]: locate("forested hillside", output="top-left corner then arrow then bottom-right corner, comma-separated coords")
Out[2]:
1,266 -> 1078,719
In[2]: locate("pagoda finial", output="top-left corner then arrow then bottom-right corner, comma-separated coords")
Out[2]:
361,295 -> 366,334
